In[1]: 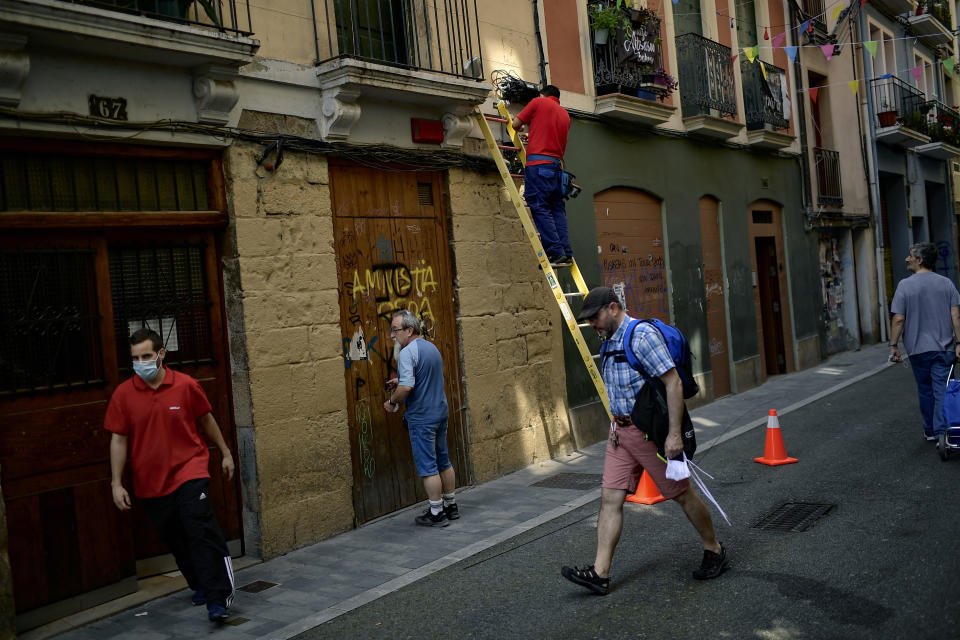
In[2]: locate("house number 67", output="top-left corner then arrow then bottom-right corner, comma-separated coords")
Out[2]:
88,95 -> 128,121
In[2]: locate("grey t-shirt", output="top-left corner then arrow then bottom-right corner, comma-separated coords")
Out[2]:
890,271 -> 960,354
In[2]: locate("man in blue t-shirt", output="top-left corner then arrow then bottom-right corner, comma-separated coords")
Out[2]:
889,242 -> 960,454
384,310 -> 458,526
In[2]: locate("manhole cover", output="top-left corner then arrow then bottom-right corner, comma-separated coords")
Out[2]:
753,502 -> 834,532
530,473 -> 602,490
238,580 -> 278,593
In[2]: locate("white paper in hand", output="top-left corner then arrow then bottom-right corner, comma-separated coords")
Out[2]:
665,457 -> 690,481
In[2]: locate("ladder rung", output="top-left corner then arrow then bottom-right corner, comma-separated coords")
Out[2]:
591,353 -> 601,359
577,322 -> 591,328
563,292 -> 583,298
510,173 -> 523,178
497,144 -> 518,151
485,115 -> 509,123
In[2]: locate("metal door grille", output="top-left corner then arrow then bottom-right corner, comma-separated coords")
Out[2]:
0,153 -> 209,212
0,248 -> 104,395
109,244 -> 214,370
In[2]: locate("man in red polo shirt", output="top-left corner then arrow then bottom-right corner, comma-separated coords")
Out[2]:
511,84 -> 573,264
106,328 -> 236,623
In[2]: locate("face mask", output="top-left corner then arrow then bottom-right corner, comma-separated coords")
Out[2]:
133,357 -> 160,382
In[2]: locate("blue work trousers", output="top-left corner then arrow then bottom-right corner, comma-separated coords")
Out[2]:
524,163 -> 571,258
909,350 -> 955,436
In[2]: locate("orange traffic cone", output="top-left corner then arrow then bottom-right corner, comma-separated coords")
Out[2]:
754,409 -> 798,466
625,470 -> 667,504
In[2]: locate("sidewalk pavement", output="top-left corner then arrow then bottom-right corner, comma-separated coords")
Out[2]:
34,343 -> 892,640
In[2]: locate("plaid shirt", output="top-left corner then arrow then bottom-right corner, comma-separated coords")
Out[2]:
600,315 -> 676,416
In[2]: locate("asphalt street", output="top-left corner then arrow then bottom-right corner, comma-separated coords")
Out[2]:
294,362 -> 960,640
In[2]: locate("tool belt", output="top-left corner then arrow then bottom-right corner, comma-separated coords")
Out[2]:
612,415 -> 633,426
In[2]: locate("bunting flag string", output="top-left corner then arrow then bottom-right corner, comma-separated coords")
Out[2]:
785,46 -> 798,62
944,59 -> 956,75
821,44 -> 835,61
793,59 -> 956,96
809,87 -> 820,103
745,46 -> 759,63
864,40 -> 878,58
773,31 -> 786,49
848,79 -> 859,95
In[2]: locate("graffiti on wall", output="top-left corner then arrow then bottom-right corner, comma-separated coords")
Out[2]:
601,253 -> 668,316
355,398 -> 375,479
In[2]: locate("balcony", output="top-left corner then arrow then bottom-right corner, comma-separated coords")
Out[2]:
676,33 -> 742,140
870,0 -> 917,15
54,0 -> 251,35
798,0 -> 832,44
590,2 -> 676,127
314,0 -> 490,140
916,101 -> 960,159
908,1 -> 954,49
0,0 -> 258,119
814,147 -> 843,207
870,76 -> 932,148
742,60 -> 793,149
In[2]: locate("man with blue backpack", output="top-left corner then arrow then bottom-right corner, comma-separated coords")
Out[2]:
560,287 -> 728,595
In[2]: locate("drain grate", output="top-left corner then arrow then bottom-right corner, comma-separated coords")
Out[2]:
531,473 -> 602,490
238,580 -> 279,593
753,502 -> 835,532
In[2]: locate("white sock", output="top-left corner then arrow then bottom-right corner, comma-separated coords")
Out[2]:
442,493 -> 456,507
429,499 -> 443,515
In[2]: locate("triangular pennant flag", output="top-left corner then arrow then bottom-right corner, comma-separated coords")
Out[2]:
861,0 -> 867,6
944,58 -> 956,75
832,4 -> 843,22
864,40 -> 877,57
848,80 -> 859,95
808,20 -> 814,32
809,87 -> 820,103
745,46 -> 759,63
760,61 -> 768,80
773,31 -> 786,48
731,54 -> 739,63
880,73 -> 892,79
821,44 -> 835,61
910,66 -> 923,81
800,19 -> 810,33
785,45 -> 798,62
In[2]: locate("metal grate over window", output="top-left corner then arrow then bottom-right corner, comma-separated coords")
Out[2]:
0,249 -> 104,395
0,153 -> 209,212
109,244 -> 214,370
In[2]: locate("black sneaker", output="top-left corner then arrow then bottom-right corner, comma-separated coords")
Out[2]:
415,508 -> 449,527
207,604 -> 228,623
444,503 -> 460,520
693,544 -> 729,580
191,589 -> 206,606
561,565 -> 609,595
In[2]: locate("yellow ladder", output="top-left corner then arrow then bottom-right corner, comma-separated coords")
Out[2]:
473,103 -> 612,421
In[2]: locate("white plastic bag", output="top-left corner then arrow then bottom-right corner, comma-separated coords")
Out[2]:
666,457 -> 690,481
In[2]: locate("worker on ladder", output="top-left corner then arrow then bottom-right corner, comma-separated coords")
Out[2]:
510,85 -> 573,265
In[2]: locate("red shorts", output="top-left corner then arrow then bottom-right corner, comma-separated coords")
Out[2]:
602,424 -> 689,499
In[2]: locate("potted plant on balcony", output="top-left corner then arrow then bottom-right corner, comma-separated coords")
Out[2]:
878,98 -> 897,127
589,1 -> 631,45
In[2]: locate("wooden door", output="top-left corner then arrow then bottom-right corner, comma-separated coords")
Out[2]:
0,230 -> 242,617
698,197 -> 731,397
755,236 -> 787,374
330,162 -> 467,524
594,188 -> 669,322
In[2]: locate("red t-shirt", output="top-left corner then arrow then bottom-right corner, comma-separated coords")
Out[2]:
516,96 -> 570,166
104,368 -> 213,498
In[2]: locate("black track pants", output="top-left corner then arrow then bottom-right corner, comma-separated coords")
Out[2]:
141,478 -> 235,608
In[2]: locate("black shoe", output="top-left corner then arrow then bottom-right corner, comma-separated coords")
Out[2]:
561,565 -> 609,595
550,255 -> 572,266
693,544 -> 729,580
207,604 -> 228,623
191,589 -> 206,606
415,508 -> 449,527
444,503 -> 460,520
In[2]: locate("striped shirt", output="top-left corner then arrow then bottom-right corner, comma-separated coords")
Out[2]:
600,315 -> 676,416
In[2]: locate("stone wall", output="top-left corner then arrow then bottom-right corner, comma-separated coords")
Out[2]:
447,168 -> 574,483
222,142 -> 353,558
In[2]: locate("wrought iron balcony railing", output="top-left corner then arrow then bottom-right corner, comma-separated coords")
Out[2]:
318,0 -> 483,80
814,147 -> 843,207
742,60 -> 790,130
870,75 -> 928,132
800,0 -> 827,30
922,100 -> 960,145
57,0 -> 252,35
589,1 -> 665,98
676,33 -> 736,118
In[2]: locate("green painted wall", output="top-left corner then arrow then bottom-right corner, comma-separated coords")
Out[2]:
561,117 -> 820,407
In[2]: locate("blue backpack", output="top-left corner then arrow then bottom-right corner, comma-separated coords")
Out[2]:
602,318 -> 700,399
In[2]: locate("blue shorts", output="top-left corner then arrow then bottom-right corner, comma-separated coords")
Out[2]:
405,418 -> 452,477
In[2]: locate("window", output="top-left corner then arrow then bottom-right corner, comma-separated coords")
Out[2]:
914,51 -> 934,97
868,22 -> 895,77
